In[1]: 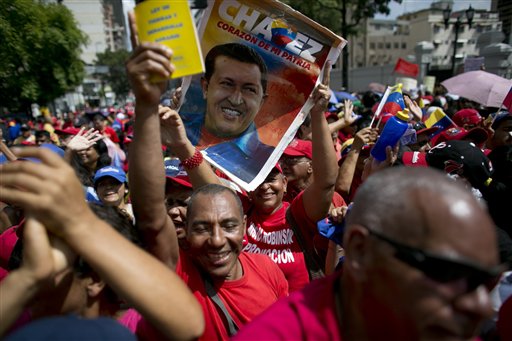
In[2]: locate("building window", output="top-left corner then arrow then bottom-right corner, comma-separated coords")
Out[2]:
386,42 -> 391,49
401,42 -> 407,49
370,42 -> 376,49
394,42 -> 399,49
433,25 -> 441,34
378,42 -> 383,49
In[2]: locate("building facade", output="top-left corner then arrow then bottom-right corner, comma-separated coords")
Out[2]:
350,0 -> 501,74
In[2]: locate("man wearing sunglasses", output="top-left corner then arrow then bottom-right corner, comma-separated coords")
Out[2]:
234,167 -> 503,341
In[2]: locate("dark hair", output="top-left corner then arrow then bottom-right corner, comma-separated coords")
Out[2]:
204,43 -> 268,93
35,130 -> 51,139
186,184 -> 244,223
70,139 -> 111,186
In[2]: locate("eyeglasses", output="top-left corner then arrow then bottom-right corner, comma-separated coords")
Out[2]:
365,228 -> 504,292
279,157 -> 311,166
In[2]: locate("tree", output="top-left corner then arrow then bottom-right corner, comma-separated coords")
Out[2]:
94,49 -> 131,102
282,0 -> 401,89
0,0 -> 88,112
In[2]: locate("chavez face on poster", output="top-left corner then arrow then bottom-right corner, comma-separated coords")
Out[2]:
178,0 -> 346,191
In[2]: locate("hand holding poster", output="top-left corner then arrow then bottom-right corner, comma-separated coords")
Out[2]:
175,0 -> 346,191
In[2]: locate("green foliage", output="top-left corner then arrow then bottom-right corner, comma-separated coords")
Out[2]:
0,0 -> 88,112
94,49 -> 131,101
282,0 -> 400,37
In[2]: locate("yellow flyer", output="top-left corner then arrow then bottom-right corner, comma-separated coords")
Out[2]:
135,0 -> 204,79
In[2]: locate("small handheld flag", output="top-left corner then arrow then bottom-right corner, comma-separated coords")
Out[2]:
502,86 -> 512,112
424,108 -> 454,137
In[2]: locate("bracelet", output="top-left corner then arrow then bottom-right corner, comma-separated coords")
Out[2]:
181,148 -> 203,170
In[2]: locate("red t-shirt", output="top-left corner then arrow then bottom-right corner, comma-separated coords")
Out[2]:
244,192 -> 317,292
176,250 -> 288,341
103,126 -> 120,143
233,271 -> 343,341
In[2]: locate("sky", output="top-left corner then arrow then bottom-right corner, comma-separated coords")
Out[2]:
375,0 -> 492,19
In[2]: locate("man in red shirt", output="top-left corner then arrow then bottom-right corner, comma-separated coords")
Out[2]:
126,32 -> 288,340
234,167 -> 502,341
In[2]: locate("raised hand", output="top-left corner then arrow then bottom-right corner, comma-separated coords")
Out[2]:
66,127 -> 103,151
159,105 -> 190,149
405,96 -> 422,121
339,99 -> 358,126
0,148 -> 93,238
353,127 -> 378,150
310,61 -> 331,115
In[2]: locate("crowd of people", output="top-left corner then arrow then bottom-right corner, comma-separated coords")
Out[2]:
1,14 -> 512,341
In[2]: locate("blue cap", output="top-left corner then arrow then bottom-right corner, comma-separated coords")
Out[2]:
94,166 -> 127,185
5,315 -> 137,341
492,112 -> 511,129
23,143 -> 65,163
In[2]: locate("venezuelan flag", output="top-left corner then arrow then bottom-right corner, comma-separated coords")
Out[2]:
271,18 -> 296,47
382,84 -> 405,115
424,108 -> 453,137
502,86 -> 512,112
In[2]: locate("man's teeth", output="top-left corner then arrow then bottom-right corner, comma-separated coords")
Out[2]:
222,108 -> 242,116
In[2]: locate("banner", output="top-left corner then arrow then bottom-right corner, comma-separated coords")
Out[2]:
176,0 -> 345,191
423,76 -> 436,94
393,58 -> 419,78
464,57 -> 485,73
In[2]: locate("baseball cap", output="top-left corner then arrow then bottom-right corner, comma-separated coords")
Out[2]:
491,112 -> 512,129
283,139 -> 313,159
4,315 -> 137,341
93,166 -> 127,186
426,140 -> 493,190
453,109 -> 482,127
402,141 -> 493,190
431,127 -> 488,147
54,127 -> 80,136
164,159 -> 192,188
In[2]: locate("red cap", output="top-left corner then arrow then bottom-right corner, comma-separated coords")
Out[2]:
431,127 -> 488,147
402,151 -> 428,167
324,111 -> 338,121
453,109 -> 482,127
54,127 -> 80,136
274,162 -> 283,173
283,139 -> 313,159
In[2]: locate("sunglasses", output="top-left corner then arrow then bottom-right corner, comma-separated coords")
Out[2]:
279,157 -> 310,166
366,228 -> 504,292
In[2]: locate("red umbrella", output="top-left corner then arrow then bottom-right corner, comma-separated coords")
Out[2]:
441,71 -> 512,108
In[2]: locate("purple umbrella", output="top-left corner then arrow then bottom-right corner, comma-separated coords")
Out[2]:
441,71 -> 512,108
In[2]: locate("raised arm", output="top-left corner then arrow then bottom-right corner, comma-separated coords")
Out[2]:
302,63 -> 338,221
335,127 -> 377,200
0,148 -> 204,340
159,105 -> 221,188
126,12 -> 179,268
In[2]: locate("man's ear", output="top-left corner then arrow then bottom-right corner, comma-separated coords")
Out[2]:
200,77 -> 208,99
343,225 -> 371,283
307,161 -> 313,175
86,272 -> 106,298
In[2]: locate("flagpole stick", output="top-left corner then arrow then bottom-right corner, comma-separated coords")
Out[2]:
370,86 -> 392,128
490,109 -> 501,127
